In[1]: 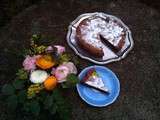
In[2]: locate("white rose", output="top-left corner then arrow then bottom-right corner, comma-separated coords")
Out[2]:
30,70 -> 48,83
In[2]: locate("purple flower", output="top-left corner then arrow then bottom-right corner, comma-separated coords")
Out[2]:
51,67 -> 56,75
54,45 -> 65,55
23,55 -> 38,71
45,46 -> 53,53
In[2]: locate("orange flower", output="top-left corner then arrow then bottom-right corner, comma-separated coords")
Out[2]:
36,55 -> 55,69
44,76 -> 57,91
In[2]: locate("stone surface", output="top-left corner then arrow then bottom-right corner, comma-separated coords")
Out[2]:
0,0 -> 160,120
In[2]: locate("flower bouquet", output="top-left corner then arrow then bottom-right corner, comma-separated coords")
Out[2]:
1,35 -> 80,119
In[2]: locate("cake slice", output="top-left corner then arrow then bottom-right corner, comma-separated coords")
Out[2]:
81,68 -> 109,93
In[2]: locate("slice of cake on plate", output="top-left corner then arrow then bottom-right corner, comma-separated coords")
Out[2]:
81,68 -> 109,93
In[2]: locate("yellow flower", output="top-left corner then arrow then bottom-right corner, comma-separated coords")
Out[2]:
27,84 -> 44,99
35,45 -> 47,54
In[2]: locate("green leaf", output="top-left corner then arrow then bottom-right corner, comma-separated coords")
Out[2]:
52,89 -> 71,120
44,95 -> 54,110
71,56 -> 80,66
17,90 -> 27,103
49,104 -> 57,115
6,95 -> 18,111
67,74 -> 79,83
2,84 -> 15,95
61,83 -> 69,89
44,94 -> 57,115
16,69 -> 28,80
38,90 -> 48,102
13,80 -> 25,89
24,100 -> 40,116
21,49 -> 31,57
29,101 -> 40,116
32,34 -> 41,42
59,54 -> 71,63
23,102 -> 30,112
31,34 -> 55,47
34,45 -> 47,54
62,74 -> 79,88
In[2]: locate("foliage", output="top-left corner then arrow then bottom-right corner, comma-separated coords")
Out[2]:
1,34 -> 79,120
62,74 -> 79,88
16,68 -> 28,80
59,53 -> 71,64
52,89 -> 71,120
2,69 -> 72,119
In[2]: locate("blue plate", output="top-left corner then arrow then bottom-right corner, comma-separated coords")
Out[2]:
76,65 -> 120,107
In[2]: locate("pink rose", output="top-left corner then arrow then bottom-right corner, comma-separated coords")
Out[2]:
23,55 -> 40,71
62,62 -> 77,74
54,45 -> 65,55
55,65 -> 70,83
55,62 -> 77,83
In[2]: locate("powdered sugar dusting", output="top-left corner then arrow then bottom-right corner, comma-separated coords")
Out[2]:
80,17 -> 124,49
80,18 -> 104,48
101,21 -> 124,46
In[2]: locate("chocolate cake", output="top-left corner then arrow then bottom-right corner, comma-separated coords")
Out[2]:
76,16 -> 126,58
